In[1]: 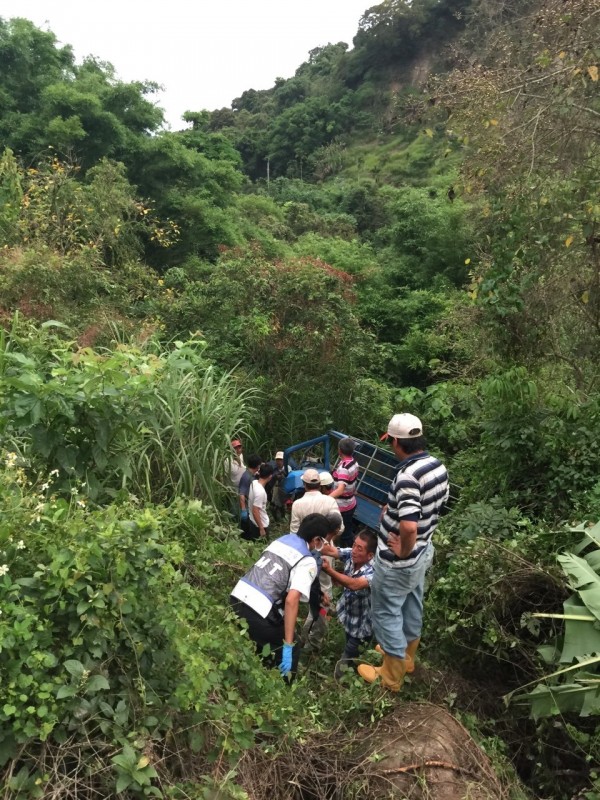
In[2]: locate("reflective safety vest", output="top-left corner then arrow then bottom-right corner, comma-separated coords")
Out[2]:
231,534 -> 313,619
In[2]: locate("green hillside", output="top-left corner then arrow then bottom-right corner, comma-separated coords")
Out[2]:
0,0 -> 599,797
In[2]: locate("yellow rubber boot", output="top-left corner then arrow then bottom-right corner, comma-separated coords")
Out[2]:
375,642 -> 416,674
404,638 -> 420,674
357,662 -> 381,684
358,654 -> 407,692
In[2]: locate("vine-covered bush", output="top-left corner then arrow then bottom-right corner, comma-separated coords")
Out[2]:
0,462 -> 313,798
0,323 -> 253,508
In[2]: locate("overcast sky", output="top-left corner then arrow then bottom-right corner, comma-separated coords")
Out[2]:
1,0 -> 371,128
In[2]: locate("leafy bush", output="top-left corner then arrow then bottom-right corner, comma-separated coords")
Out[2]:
0,323 -> 253,508
0,460 -> 314,797
156,248 -> 375,445
510,520 -> 600,719
426,507 -> 569,679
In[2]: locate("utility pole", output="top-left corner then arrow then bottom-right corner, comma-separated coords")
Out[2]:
266,156 -> 270,191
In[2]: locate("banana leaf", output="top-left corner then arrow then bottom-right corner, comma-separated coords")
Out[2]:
513,677 -> 600,720
558,553 -> 600,622
560,597 -> 600,663
572,521 -> 600,554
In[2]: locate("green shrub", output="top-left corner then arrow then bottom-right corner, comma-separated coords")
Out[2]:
0,322 -> 254,509
0,462 -> 314,797
425,508 -> 570,678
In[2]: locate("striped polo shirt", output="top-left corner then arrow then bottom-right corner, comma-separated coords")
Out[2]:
379,452 -> 449,569
333,456 -> 359,513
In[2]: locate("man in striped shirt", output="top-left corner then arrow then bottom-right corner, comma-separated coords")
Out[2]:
358,413 -> 449,692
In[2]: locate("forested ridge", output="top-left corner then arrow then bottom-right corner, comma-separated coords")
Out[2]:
0,0 -> 599,797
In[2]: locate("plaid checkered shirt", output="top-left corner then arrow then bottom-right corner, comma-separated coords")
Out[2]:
335,548 -> 374,640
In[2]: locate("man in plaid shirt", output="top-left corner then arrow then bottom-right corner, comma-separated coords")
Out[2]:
321,529 -> 377,678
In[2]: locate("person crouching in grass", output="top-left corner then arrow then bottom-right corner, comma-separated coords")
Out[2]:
321,528 -> 377,679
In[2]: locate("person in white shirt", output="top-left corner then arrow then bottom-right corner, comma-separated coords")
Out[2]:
246,462 -> 274,540
290,469 -> 343,534
230,513 -> 331,679
229,438 -> 246,488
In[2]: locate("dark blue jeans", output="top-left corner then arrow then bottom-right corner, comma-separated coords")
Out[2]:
343,632 -> 371,662
339,508 -> 356,547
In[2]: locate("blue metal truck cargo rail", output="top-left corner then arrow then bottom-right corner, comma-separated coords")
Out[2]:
282,430 -> 403,532
282,430 -> 457,533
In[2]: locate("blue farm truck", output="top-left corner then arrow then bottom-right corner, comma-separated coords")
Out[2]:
282,430 -> 401,533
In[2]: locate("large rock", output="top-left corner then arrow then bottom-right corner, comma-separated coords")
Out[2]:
238,701 -> 513,799
357,702 -> 504,800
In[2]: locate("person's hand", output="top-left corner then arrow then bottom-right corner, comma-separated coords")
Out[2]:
321,543 -> 338,558
322,592 -> 331,606
240,509 -> 249,522
259,528 -> 266,538
321,560 -> 334,574
279,643 -> 294,676
387,532 -> 402,557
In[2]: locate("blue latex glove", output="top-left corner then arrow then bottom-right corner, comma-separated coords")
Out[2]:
240,509 -> 249,522
279,643 -> 294,676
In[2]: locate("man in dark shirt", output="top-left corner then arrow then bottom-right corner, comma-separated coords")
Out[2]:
238,454 -> 261,538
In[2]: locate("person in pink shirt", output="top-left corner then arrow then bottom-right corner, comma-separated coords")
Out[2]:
329,437 -> 359,546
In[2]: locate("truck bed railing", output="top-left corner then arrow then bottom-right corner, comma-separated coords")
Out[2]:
284,430 -> 459,533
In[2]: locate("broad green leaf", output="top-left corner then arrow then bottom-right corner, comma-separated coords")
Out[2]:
585,550 -> 600,572
56,685 -> 77,699
115,774 -> 131,794
63,660 -> 84,679
537,644 -> 560,664
516,681 -> 600,719
86,674 -> 110,693
560,597 -> 600,663
506,654 -> 600,702
558,553 -> 600,621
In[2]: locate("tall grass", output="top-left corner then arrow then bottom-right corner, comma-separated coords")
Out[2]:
0,320 -> 258,512
128,345 -> 258,510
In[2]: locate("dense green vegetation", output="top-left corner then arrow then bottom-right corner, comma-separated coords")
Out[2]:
0,0 -> 599,797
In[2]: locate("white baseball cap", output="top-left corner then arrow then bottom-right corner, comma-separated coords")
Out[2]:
302,468 -> 321,486
383,413 -> 423,440
319,471 -> 334,487
275,451 -> 284,460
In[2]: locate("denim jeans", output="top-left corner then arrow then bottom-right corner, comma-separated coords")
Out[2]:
370,543 -> 434,658
339,508 -> 356,547
342,632 -> 371,661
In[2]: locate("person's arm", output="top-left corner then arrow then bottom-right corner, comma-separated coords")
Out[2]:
320,560 -> 369,591
321,543 -> 340,558
329,481 -> 347,499
387,519 -> 418,559
239,476 -> 248,511
283,589 -> 301,644
289,502 -> 300,533
251,500 -> 266,537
